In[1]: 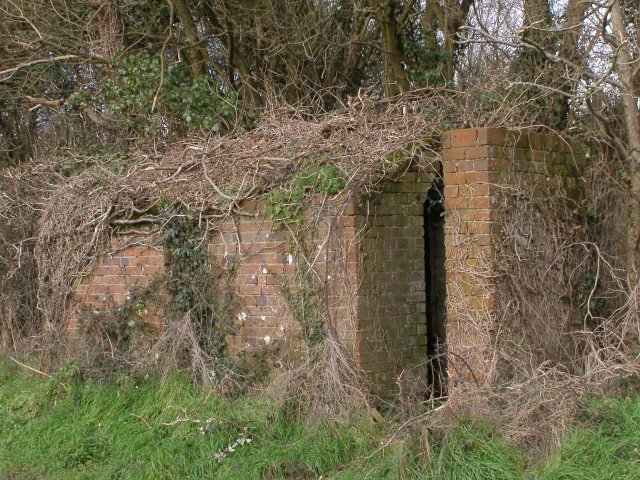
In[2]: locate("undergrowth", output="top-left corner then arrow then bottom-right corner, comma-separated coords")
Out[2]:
2,359 -> 639,480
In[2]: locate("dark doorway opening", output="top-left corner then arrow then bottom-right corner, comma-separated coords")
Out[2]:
424,178 -> 447,394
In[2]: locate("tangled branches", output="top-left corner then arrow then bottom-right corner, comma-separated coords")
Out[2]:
28,93 -> 465,331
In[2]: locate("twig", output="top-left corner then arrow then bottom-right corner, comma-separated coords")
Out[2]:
151,2 -> 174,113
9,356 -> 68,390
363,403 -> 446,460
130,413 -> 152,429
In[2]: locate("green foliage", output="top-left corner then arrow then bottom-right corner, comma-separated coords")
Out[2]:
266,166 -> 348,227
281,262 -> 325,346
296,165 -> 348,195
401,34 -> 444,87
0,360 -> 374,480
163,215 -> 235,360
163,216 -> 209,311
426,421 -> 525,479
74,213 -> 237,376
76,279 -> 164,355
68,51 -> 239,136
534,395 -> 640,480
265,166 -> 347,346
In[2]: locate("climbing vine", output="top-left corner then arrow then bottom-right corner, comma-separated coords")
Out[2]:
266,166 -> 347,229
266,166 -> 349,347
163,215 -> 235,360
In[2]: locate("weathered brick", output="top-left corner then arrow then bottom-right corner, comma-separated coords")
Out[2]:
476,127 -> 507,146
442,148 -> 467,161
451,128 -> 478,147
468,196 -> 490,209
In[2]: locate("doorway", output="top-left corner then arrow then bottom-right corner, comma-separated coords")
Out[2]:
423,178 -> 447,393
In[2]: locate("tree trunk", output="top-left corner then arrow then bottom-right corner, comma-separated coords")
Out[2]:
173,0 -> 207,77
611,0 -> 640,276
376,0 -> 410,97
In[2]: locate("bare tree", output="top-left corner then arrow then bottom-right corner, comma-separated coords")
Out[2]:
464,0 -> 640,272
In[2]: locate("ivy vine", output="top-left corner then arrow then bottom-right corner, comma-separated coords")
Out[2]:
163,215 -> 235,360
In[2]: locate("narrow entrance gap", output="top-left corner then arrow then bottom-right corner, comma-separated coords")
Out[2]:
424,178 -> 447,395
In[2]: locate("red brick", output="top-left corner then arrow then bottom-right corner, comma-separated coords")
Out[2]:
263,265 -> 285,274
459,210 -> 476,221
445,172 -> 464,185
124,266 -> 143,275
476,128 -> 507,146
142,265 -> 163,275
442,161 -> 458,173
451,129 -> 478,147
146,256 -> 165,266
468,196 -> 490,209
464,171 -> 490,184
467,221 -> 492,234
445,196 -> 467,209
462,146 -> 489,161
107,284 -> 128,294
236,273 -> 259,285
237,264 -> 259,275
473,209 -> 491,221
461,184 -> 490,196
442,148 -> 466,161
443,185 -> 459,198
261,285 -> 282,295
238,285 -> 262,295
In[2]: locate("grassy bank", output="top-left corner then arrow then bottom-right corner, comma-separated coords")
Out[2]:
1,359 -> 639,479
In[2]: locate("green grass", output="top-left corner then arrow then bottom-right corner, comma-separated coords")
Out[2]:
534,395 -> 640,480
1,359 -> 639,479
0,359 -> 377,479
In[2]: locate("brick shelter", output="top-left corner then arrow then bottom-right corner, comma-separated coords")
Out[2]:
69,128 -> 586,392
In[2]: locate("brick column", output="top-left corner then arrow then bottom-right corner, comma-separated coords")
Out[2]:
441,128 -> 500,386
441,127 -> 585,387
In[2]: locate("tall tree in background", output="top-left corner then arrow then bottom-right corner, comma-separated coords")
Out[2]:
466,0 -> 639,271
0,0 -> 480,164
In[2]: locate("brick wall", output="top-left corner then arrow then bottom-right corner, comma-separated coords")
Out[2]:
209,196 -> 360,365
69,242 -> 165,335
355,168 -> 439,391
69,195 -> 361,370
